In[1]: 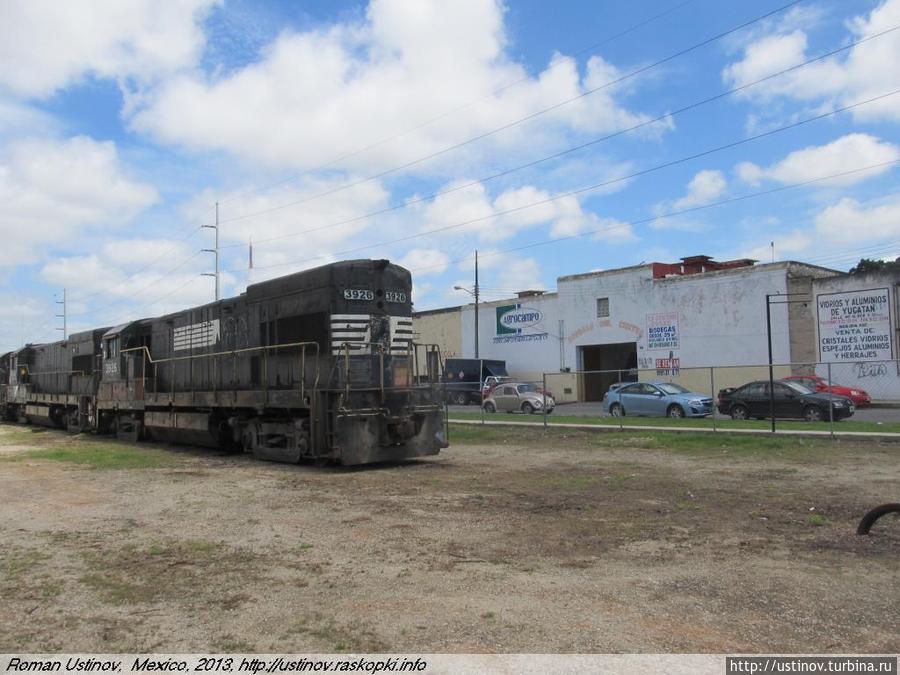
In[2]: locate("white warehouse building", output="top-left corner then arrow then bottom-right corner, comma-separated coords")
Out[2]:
414,255 -> 847,403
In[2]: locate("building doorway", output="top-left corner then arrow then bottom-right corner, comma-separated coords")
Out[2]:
578,342 -> 637,401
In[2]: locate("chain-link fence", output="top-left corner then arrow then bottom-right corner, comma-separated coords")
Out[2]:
448,360 -> 900,436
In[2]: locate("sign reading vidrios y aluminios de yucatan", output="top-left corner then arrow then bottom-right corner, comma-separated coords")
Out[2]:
494,304 -> 548,344
816,288 -> 893,362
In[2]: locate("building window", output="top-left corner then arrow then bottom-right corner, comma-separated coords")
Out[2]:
596,297 -> 609,318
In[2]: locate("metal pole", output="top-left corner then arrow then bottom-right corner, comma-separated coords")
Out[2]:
479,357 -> 484,425
542,372 -> 548,429
55,288 -> 67,338
766,294 -> 776,433
617,369 -> 623,431
710,366 -> 717,433
827,361 -> 834,440
215,202 -> 220,302
202,202 -> 220,302
474,250 -> 479,359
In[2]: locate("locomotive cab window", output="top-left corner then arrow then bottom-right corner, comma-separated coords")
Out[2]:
104,337 -> 118,359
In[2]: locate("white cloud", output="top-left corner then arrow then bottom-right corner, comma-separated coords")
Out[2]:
673,170 -> 727,209
0,136 -> 158,265
741,230 -> 812,262
130,0 -> 664,173
815,195 -> 900,243
735,134 -> 900,187
396,249 -> 450,276
722,0 -> 900,122
650,169 -> 726,232
415,179 -> 624,242
0,0 -> 218,98
176,176 -> 393,285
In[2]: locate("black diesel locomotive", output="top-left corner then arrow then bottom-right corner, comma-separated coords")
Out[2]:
1,260 -> 447,465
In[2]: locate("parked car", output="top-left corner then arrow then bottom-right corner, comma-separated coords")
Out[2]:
603,381 -> 713,418
481,375 -> 512,399
717,380 -> 854,421
483,383 -> 555,414
782,375 -> 871,407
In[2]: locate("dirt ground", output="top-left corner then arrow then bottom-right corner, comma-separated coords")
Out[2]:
1,422 -> 898,653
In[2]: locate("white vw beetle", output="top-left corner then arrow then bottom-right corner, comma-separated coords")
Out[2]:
483,382 -> 555,415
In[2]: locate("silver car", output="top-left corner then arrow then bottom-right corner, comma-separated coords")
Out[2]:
483,383 -> 555,414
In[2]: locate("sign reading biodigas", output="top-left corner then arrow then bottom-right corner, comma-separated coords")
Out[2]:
494,304 -> 548,344
816,288 -> 893,362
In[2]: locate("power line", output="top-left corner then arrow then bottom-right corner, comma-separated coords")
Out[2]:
213,0 -> 698,209
66,225 -> 205,305
233,88 -> 900,274
404,160 -> 900,278
217,22 -> 897,252
67,251 -> 203,318
214,0 -> 805,229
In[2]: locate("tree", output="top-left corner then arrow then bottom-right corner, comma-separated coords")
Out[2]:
848,257 -> 900,275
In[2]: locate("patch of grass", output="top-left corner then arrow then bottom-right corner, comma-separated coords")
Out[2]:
449,411 -> 900,434
286,614 -> 387,652
212,635 -> 257,652
480,611 -> 497,621
808,513 -> 828,526
448,423 -> 861,459
0,547 -> 48,585
9,441 -> 180,469
79,539 -> 260,606
0,547 -> 63,601
0,426 -> 54,446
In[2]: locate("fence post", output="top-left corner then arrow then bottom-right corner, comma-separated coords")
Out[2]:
710,366 -> 717,433
617,369 -> 623,432
480,375 -> 485,426
827,361 -> 834,440
542,373 -> 548,429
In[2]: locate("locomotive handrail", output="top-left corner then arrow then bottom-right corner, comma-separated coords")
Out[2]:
121,341 -> 322,402
335,341 -> 386,403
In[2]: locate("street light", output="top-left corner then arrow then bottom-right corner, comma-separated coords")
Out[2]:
454,250 -> 479,358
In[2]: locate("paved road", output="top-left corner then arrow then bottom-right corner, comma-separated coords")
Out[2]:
448,402 -> 900,423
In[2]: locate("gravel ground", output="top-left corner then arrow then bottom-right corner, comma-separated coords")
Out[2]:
1,423 -> 898,653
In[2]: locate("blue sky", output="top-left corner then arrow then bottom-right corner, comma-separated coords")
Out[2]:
1,0 -> 899,350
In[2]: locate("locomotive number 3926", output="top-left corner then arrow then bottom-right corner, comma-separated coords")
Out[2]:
343,289 -> 374,300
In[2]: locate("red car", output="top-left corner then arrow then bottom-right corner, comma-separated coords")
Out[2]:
783,375 -> 871,407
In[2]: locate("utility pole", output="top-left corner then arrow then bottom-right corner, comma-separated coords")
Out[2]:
202,201 -> 220,301
55,288 -> 67,338
474,250 -> 480,359
453,250 -> 480,358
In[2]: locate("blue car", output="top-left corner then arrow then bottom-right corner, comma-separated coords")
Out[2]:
603,381 -> 713,418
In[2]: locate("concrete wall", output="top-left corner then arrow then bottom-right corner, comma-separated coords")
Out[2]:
412,307 -> 462,360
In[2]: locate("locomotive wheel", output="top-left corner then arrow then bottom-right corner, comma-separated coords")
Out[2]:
857,503 -> 900,535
